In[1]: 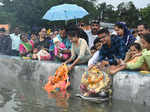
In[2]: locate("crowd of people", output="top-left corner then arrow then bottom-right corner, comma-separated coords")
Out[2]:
0,20 -> 150,73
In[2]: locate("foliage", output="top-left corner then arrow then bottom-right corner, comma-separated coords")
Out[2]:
96,2 -> 117,23
140,5 -> 150,27
116,2 -> 140,28
0,0 -> 150,31
0,0 -> 97,31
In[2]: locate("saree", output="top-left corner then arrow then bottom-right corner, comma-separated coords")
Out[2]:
44,64 -> 70,93
19,40 -> 34,56
80,65 -> 112,97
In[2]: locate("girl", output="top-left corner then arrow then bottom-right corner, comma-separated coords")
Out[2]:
32,48 -> 50,61
64,27 -> 91,71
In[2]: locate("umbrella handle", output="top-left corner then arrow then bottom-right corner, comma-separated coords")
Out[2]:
65,20 -> 67,25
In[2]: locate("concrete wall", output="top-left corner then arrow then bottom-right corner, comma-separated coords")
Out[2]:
0,56 -> 150,105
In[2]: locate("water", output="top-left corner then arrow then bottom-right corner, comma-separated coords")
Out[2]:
0,79 -> 150,112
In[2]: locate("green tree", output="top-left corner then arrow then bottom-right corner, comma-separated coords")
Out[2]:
140,5 -> 150,27
0,0 -> 97,31
116,2 -> 140,28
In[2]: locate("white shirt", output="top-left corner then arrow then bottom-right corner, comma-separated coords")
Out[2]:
88,50 -> 100,67
135,35 -> 141,42
10,33 -> 21,51
85,30 -> 97,49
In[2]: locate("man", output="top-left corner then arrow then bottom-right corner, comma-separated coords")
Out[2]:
137,24 -> 149,36
85,20 -> 100,48
0,28 -> 12,55
137,24 -> 149,46
97,28 -> 126,66
10,27 -> 21,56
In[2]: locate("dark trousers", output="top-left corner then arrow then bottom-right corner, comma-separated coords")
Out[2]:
11,50 -> 19,56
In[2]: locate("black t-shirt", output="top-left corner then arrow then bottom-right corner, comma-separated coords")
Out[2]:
34,38 -> 50,50
78,28 -> 89,45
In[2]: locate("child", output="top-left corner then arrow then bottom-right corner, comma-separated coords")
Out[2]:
53,37 -> 69,61
93,38 -> 102,51
127,34 -> 150,70
32,48 -> 50,61
88,38 -> 103,68
90,46 -> 96,56
109,40 -> 150,74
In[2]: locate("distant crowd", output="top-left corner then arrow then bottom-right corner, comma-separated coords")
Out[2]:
0,20 -> 150,73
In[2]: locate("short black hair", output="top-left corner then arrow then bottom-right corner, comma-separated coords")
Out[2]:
130,43 -> 142,51
132,30 -> 138,35
59,26 -> 66,31
141,33 -> 150,44
138,24 -> 149,30
97,28 -> 109,35
91,20 -> 100,25
90,46 -> 96,50
40,27 -> 46,32
66,27 -> 80,38
0,28 -> 6,32
20,33 -> 28,40
94,38 -> 101,45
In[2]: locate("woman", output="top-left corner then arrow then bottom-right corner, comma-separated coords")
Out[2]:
114,22 -> 135,51
34,28 -> 50,50
53,37 -> 69,61
19,33 -> 34,57
126,33 -> 150,70
110,33 -> 150,74
64,28 -> 91,71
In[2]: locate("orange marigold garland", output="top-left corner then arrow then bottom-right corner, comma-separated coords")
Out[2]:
80,65 -> 111,96
44,64 -> 70,93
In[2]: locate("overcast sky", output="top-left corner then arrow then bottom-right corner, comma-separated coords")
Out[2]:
97,0 -> 150,9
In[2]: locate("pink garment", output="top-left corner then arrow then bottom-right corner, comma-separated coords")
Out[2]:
19,40 -> 34,54
54,42 -> 69,59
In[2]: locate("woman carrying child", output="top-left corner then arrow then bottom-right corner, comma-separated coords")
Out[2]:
110,33 -> 150,74
53,37 -> 70,61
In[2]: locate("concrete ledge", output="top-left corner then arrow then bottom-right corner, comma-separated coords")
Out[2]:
113,71 -> 150,105
0,55 -> 150,105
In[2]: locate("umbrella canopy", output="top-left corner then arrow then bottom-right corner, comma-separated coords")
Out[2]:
42,4 -> 88,21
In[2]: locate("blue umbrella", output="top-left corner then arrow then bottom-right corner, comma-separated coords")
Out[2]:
42,4 -> 88,21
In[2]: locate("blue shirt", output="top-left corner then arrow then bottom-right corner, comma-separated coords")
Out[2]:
49,39 -> 54,51
119,34 -> 135,51
99,36 -> 126,65
57,34 -> 71,49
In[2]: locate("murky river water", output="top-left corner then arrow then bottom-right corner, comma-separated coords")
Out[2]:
0,79 -> 150,112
